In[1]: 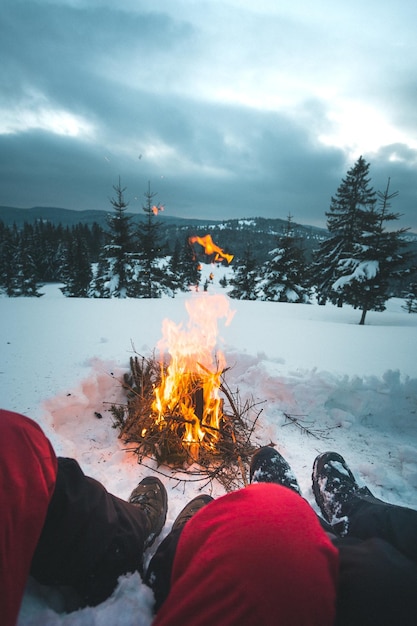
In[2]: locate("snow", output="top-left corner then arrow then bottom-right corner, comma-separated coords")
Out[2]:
333,258 -> 379,289
1,266 -> 417,625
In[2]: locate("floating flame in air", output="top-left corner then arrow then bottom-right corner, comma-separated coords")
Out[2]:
152,294 -> 235,460
189,234 -> 234,264
152,204 -> 165,215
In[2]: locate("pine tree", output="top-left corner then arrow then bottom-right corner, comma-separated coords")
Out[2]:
0,224 -> 19,296
9,224 -> 43,297
61,227 -> 92,297
164,238 -> 185,296
256,215 -> 311,303
219,274 -> 228,288
313,156 -> 376,307
331,178 -> 412,324
174,235 -> 202,292
228,243 -> 259,300
89,222 -> 105,262
89,179 -> 136,298
135,182 -> 169,298
403,283 -> 417,313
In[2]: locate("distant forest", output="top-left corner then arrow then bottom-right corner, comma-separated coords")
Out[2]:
0,205 -> 328,263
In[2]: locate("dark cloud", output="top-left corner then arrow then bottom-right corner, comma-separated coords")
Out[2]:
0,103 -> 347,226
1,0 -> 416,231
1,2 -> 193,105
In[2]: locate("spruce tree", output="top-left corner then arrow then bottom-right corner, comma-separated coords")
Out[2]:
313,156 -> 376,307
164,237 -> 185,296
175,235 -> 202,291
403,283 -> 417,313
10,224 -> 43,297
332,178 -> 412,324
256,215 -> 311,303
0,224 -> 19,296
229,243 -> 259,300
89,179 -> 136,298
135,182 -> 167,298
61,227 -> 92,297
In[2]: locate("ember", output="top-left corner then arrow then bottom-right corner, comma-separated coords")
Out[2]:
152,204 -> 164,215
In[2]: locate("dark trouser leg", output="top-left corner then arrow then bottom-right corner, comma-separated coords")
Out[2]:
334,536 -> 417,626
331,494 -> 417,625
30,457 -> 150,607
344,491 -> 417,564
145,527 -> 183,613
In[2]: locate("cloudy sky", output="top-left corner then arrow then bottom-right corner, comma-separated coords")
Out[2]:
1,0 -> 417,229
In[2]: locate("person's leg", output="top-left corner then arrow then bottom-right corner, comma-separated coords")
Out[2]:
146,445 -> 304,615
145,494 -> 213,612
312,451 -> 417,563
153,483 -> 338,626
30,457 -> 167,607
343,494 -> 417,563
335,536 -> 417,626
0,409 -> 57,626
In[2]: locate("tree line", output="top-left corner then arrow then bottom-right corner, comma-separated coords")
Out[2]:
0,180 -> 200,299
0,219 -> 103,297
1,158 -> 416,323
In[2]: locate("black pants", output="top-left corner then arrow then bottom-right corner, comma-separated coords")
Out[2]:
334,491 -> 417,626
30,458 -> 149,607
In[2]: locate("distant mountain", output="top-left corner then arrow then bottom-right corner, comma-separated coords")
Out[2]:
3,204 -> 416,265
0,205 -> 220,229
0,204 -> 329,232
0,205 -> 330,262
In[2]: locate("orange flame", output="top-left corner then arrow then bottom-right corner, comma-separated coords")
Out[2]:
152,294 -> 235,461
189,234 -> 234,264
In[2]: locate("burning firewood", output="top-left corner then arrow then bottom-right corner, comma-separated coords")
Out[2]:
110,353 -> 264,491
110,294 -> 265,490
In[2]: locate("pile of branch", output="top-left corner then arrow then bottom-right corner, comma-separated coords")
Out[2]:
110,354 -> 264,491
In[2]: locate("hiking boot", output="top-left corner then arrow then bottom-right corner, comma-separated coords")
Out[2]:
144,494 -> 213,613
312,451 -> 372,535
129,476 -> 168,548
172,494 -> 214,533
250,446 -> 302,495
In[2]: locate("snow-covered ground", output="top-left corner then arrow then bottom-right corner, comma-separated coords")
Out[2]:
1,267 -> 417,625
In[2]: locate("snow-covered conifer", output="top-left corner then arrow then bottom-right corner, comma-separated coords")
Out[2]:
256,215 -> 311,303
228,244 -> 259,300
89,179 -> 138,298
331,178 -> 413,324
135,182 -> 169,298
313,156 -> 376,308
61,227 -> 92,297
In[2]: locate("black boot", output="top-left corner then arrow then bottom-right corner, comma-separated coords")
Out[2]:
312,451 -> 372,535
145,494 -> 213,613
250,446 -> 301,495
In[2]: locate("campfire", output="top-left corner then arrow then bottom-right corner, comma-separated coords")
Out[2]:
112,293 -> 262,490
152,294 -> 234,461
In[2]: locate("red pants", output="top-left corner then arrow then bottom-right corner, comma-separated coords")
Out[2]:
154,483 -> 338,626
0,410 -> 57,626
